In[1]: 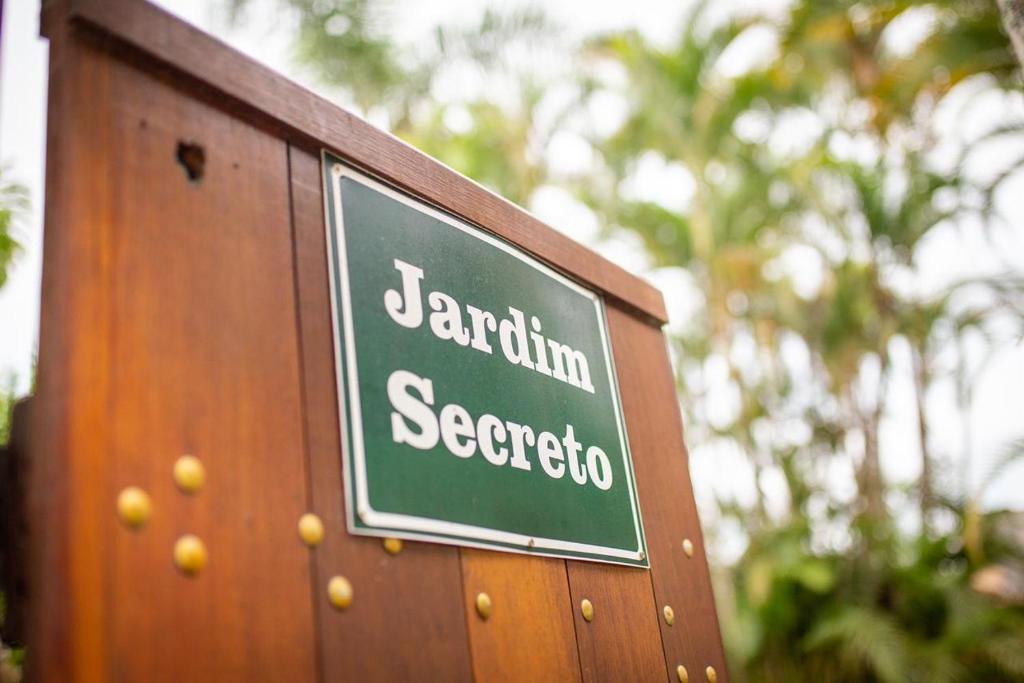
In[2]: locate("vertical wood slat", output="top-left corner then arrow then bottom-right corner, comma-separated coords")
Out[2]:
606,303 -> 729,681
30,18 -> 319,680
106,49 -> 318,683
29,7 -> 91,679
289,146 -> 474,682
460,550 -> 582,682
566,562 -> 668,681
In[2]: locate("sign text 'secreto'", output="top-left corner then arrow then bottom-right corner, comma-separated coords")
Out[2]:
323,155 -> 647,566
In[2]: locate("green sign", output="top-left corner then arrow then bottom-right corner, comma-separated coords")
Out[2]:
322,154 -> 647,567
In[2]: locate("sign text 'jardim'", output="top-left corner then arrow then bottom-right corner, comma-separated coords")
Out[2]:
323,155 -> 647,566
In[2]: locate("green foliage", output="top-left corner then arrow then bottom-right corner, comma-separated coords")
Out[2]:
0,169 -> 27,681
0,376 -> 13,447
726,498 -> 1024,682
404,93 -> 548,206
0,169 -> 27,290
225,0 -> 558,176
804,607 -> 910,683
0,378 -> 17,680
291,0 -> 406,113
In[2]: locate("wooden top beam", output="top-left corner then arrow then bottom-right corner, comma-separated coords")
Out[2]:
55,0 -> 668,323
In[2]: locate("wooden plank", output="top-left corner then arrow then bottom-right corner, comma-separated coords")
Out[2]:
606,303 -> 729,681
30,17 -> 318,680
288,145 -> 474,682
460,550 -> 581,682
55,0 -> 667,324
29,11 -> 122,678
566,561 -> 667,682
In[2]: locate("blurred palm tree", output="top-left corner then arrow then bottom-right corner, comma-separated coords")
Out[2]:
584,0 -> 1021,522
583,1 -> 1024,679
226,0 -> 558,204
574,4 -> 825,530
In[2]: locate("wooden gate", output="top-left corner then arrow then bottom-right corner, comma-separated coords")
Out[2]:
20,0 -> 727,680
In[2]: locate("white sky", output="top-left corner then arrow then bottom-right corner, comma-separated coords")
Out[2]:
2,0 -> 1022,528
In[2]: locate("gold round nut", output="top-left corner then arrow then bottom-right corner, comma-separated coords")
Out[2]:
383,537 -> 403,555
682,538 -> 694,558
117,486 -> 152,529
327,575 -> 353,610
173,534 -> 208,575
173,455 -> 205,494
705,666 -> 718,683
298,513 -> 325,547
475,592 -> 492,620
580,598 -> 594,622
663,604 -> 675,626
676,664 -> 689,683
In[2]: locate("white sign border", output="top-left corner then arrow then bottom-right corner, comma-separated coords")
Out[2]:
322,153 -> 648,567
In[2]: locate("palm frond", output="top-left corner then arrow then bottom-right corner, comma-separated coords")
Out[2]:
803,607 -> 911,683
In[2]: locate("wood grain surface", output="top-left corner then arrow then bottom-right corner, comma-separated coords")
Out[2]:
32,13 -> 318,680
27,2 -> 727,680
567,561 -> 668,681
32,13 -> 129,680
460,549 -> 581,682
